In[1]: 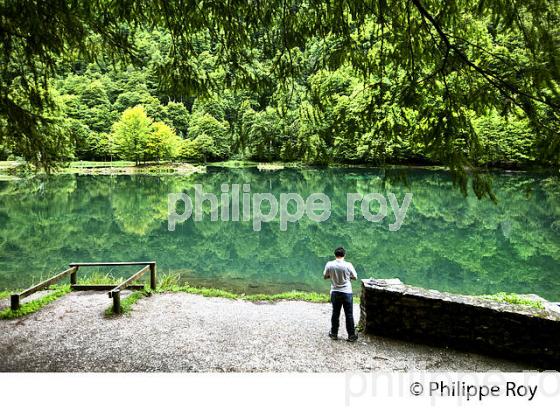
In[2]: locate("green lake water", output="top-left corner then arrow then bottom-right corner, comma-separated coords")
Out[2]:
0,167 -> 559,300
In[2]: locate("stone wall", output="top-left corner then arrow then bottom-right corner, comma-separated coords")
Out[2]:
359,279 -> 560,369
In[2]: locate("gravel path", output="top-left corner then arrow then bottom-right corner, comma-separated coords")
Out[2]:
0,292 -> 532,372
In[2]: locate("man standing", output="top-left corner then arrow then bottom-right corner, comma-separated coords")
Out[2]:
323,246 -> 358,342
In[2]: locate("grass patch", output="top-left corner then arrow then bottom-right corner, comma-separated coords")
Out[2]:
0,285 -> 71,320
244,291 -> 330,303
158,272 -> 182,289
163,284 -> 238,299
166,285 -> 357,304
68,161 -> 136,168
62,161 -> 205,175
77,272 -> 124,284
479,292 -> 545,310
209,160 -> 259,168
157,273 -> 346,303
0,289 -> 13,300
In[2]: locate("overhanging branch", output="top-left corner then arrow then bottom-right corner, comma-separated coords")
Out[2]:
410,0 -> 559,111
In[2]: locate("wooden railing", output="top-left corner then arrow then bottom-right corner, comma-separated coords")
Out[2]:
10,261 -> 157,314
10,266 -> 78,310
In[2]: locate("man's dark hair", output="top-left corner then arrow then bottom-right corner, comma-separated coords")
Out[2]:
334,247 -> 346,257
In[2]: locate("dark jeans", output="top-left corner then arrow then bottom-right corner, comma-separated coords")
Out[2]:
330,291 -> 355,336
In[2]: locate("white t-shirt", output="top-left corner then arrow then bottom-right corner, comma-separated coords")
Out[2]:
323,259 -> 357,293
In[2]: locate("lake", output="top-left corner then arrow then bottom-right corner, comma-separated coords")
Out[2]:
0,167 -> 559,300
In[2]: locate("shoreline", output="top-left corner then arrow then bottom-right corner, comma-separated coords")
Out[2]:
0,160 -> 557,179
0,278 -> 548,321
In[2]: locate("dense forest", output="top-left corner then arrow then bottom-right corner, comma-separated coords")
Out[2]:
2,27 -> 537,168
1,2 -> 559,186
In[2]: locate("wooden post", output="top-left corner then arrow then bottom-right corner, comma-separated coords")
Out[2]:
150,263 -> 157,290
112,291 -> 121,314
10,294 -> 20,311
70,267 -> 77,285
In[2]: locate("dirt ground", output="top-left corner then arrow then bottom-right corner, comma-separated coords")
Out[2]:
0,292 -> 532,372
